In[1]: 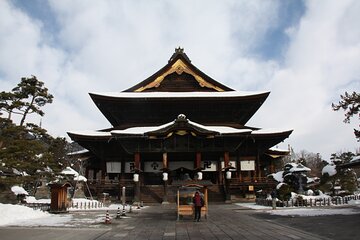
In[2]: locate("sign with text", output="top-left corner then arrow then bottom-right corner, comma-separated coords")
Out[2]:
240,160 -> 255,171
125,162 -> 140,173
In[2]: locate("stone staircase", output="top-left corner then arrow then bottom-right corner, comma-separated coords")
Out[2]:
140,184 -> 226,204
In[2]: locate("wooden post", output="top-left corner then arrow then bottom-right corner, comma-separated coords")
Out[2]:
196,152 -> 201,169
134,152 -> 140,170
224,152 -> 229,168
162,152 -> 168,169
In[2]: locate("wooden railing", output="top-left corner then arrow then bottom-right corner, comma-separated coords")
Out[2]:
24,203 -> 51,211
229,177 -> 276,185
87,179 -> 134,186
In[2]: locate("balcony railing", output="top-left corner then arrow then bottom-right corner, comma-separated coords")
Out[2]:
229,177 -> 276,185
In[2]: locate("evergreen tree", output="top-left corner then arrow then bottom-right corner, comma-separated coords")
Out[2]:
0,76 -> 68,196
320,151 -> 358,195
0,76 -> 54,126
332,91 -> 360,141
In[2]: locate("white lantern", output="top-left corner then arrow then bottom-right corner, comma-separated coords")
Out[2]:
197,172 -> 203,180
162,172 -> 168,181
226,171 -> 232,179
133,173 -> 139,182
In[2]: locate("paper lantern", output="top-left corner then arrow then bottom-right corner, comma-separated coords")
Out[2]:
133,173 -> 139,182
163,172 -> 168,181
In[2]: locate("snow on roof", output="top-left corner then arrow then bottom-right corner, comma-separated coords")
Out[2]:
67,149 -> 89,156
269,147 -> 289,152
67,130 -> 112,137
268,171 -> 284,182
289,163 -> 311,172
251,128 -> 292,134
187,120 -> 252,134
11,186 -> 29,195
91,91 -> 268,99
111,119 -> 252,135
74,175 -> 87,182
112,121 -> 175,135
350,155 -> 360,163
322,164 -> 337,176
61,167 -> 79,176
73,118 -> 289,138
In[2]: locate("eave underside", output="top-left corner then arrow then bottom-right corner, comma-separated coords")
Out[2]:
90,93 -> 269,128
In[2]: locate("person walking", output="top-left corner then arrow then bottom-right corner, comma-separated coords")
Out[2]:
193,191 -> 204,222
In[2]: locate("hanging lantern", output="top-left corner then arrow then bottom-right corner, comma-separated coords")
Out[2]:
197,171 -> 203,180
133,173 -> 139,182
226,171 -> 232,179
162,172 -> 168,181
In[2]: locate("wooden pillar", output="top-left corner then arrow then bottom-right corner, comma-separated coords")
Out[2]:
256,153 -> 261,180
217,161 -> 222,184
270,160 -> 275,173
134,152 -> 140,170
196,152 -> 201,169
162,152 -> 168,169
224,151 -> 230,168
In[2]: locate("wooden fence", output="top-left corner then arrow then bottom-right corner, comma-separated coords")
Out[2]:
24,203 -> 51,211
256,194 -> 360,208
70,201 -> 104,210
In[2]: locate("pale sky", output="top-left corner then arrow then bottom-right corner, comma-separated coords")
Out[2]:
0,0 -> 359,160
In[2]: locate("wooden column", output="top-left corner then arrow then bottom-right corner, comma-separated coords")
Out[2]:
224,151 -> 230,168
195,152 -> 201,169
162,152 -> 168,169
270,160 -> 275,173
134,152 -> 140,170
256,153 -> 261,180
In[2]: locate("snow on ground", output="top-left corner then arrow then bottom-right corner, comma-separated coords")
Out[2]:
0,197 -> 146,227
235,201 -> 360,217
11,186 -> 29,195
0,203 -> 69,226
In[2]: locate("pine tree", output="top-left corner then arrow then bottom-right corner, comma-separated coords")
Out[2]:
332,91 -> 360,141
0,76 -> 54,126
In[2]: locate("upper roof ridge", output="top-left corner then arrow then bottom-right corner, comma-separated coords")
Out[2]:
168,47 -> 191,63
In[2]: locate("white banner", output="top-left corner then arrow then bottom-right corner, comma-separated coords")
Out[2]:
240,160 -> 255,171
144,161 -> 163,172
125,162 -> 139,173
221,161 -> 237,171
106,162 -> 121,173
201,161 -> 217,171
169,161 -> 193,170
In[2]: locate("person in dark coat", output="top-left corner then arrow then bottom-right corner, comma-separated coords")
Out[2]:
193,191 -> 204,222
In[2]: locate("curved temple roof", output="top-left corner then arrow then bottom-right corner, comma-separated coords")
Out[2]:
68,114 -> 292,140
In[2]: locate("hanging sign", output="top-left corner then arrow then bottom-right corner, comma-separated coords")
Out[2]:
240,160 -> 255,171
125,162 -> 140,173
106,162 -> 121,173
144,161 -> 163,172
201,161 -> 217,171
221,161 -> 237,171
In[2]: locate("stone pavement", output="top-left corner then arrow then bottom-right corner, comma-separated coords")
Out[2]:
96,204 -> 329,240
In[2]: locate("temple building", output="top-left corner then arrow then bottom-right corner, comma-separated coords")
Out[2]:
68,48 -> 292,203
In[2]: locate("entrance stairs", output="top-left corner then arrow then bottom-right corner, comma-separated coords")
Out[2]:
140,185 -> 225,204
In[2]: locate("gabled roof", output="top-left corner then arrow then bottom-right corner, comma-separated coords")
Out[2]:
124,47 -> 234,92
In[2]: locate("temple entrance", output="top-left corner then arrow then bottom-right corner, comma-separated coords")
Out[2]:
171,167 -> 194,182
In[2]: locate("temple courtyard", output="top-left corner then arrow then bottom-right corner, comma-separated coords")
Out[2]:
0,203 -> 359,240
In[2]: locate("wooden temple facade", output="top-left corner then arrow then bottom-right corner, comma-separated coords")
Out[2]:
68,48 -> 292,203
